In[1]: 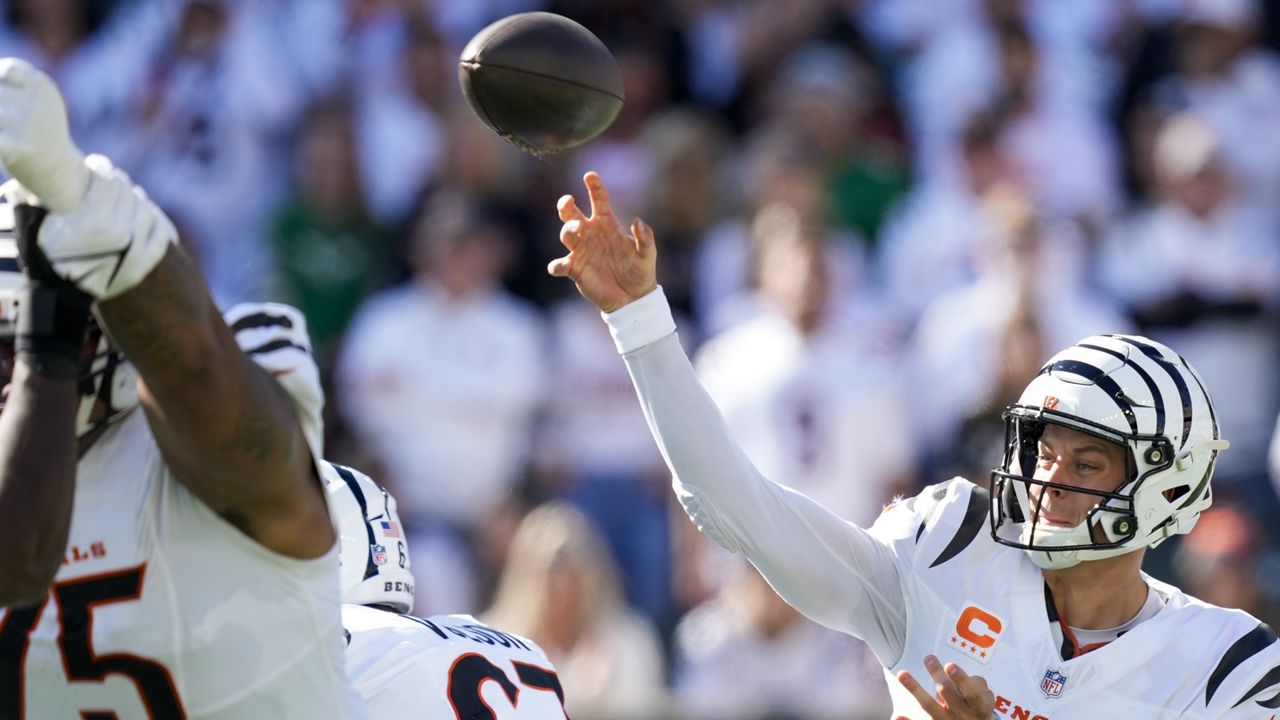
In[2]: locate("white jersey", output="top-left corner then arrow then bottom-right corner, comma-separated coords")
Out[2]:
605,288 -> 1280,720
343,604 -> 568,718
0,304 -> 366,719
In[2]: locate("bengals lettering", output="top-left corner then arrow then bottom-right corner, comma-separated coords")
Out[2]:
993,694 -> 1049,720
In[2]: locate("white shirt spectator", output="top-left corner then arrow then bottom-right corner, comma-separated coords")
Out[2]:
338,282 -> 546,529
1100,200 -> 1280,479
696,304 -> 912,527
673,566 -> 891,719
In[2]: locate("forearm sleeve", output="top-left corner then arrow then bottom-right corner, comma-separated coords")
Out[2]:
606,288 -> 909,662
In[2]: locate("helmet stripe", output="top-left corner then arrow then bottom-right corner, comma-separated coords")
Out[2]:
1042,359 -> 1139,435
1080,342 -> 1165,437
1112,336 -> 1193,449
330,462 -> 381,582
1178,352 -> 1219,440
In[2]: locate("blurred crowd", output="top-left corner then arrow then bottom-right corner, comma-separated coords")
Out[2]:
8,0 -> 1280,717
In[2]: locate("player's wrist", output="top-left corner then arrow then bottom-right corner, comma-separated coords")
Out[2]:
38,155 -> 177,300
601,285 -> 675,354
15,280 -> 92,363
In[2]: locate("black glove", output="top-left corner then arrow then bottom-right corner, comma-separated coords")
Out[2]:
13,204 -> 92,379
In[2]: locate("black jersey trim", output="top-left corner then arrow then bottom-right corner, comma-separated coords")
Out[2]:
1207,622 -> 1278,705
929,486 -> 988,568
231,312 -> 295,333
1233,665 -> 1280,709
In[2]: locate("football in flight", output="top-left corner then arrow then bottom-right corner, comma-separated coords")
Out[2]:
458,12 -> 624,155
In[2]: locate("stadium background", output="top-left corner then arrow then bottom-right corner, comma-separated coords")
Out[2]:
6,0 -> 1280,717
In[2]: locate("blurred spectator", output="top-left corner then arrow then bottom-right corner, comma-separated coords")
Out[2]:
1164,0 -> 1280,209
764,42 -> 912,248
1099,113 -> 1280,490
696,203 -> 914,527
0,0 -> 172,158
636,107 -> 732,319
269,100 -> 392,366
693,126 -> 864,336
484,502 -> 668,720
129,0 -> 318,305
990,18 -> 1122,228
909,185 -> 1131,478
337,191 -> 546,615
1173,505 -> 1280,628
355,14 -> 452,226
672,560 -> 891,719
876,108 -> 1010,327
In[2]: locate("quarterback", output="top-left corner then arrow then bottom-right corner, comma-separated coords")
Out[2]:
323,462 -> 570,718
0,59 -> 363,717
549,171 -> 1280,719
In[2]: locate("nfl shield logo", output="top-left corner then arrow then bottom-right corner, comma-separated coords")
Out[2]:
1040,669 -> 1067,698
371,544 -> 388,566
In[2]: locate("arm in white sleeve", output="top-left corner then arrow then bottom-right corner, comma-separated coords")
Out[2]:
605,288 -> 909,663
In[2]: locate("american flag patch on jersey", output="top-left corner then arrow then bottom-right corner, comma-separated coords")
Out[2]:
380,520 -> 402,539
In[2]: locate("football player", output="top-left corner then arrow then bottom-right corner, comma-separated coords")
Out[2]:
323,462 -> 570,718
0,59 -> 364,717
548,171 -> 1280,719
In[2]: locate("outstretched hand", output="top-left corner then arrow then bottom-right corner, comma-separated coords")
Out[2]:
893,655 -> 995,720
547,171 -> 657,313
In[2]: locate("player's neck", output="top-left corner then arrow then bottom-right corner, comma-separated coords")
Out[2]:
1042,552 -> 1147,630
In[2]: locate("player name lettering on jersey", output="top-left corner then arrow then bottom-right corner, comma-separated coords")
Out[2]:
412,616 -> 533,651
993,693 -> 1050,720
62,540 -> 107,565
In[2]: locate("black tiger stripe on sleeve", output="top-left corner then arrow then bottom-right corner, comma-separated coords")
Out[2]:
929,486 -> 989,568
1206,622 -> 1278,705
243,338 -> 310,357
231,312 -> 295,333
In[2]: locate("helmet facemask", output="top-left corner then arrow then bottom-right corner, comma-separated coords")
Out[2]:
989,335 -> 1228,570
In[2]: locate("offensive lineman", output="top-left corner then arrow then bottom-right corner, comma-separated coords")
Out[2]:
548,171 -> 1280,719
323,462 -> 570,718
0,59 -> 364,717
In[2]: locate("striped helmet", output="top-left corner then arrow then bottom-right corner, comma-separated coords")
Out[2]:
322,461 -> 415,614
990,334 -> 1228,569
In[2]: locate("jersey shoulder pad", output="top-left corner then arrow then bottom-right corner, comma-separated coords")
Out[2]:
224,303 -> 324,458
874,477 -> 990,571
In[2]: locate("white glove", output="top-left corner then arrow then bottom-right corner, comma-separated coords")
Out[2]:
5,154 -> 177,300
0,57 -> 89,213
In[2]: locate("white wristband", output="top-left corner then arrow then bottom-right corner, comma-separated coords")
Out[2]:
602,285 -> 677,355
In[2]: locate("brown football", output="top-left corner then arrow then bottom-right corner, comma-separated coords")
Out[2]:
459,12 -> 624,154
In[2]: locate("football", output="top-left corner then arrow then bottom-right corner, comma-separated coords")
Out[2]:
458,12 -> 624,155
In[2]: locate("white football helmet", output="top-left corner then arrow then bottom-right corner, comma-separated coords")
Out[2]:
0,198 -> 138,437
991,334 -> 1228,569
322,461 -> 415,613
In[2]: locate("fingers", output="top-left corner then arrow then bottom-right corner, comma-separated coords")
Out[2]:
583,171 -> 614,220
896,670 -> 949,719
546,255 -> 572,278
631,217 -> 653,256
557,194 -> 586,224
924,655 -> 967,714
946,663 -> 996,715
